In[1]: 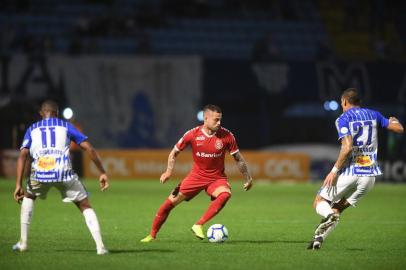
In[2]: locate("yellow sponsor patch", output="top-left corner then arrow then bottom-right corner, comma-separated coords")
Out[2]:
355,155 -> 374,167
38,156 -> 56,170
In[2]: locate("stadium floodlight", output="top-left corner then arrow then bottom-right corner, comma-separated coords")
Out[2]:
197,110 -> 204,122
323,101 -> 331,111
329,100 -> 339,111
63,107 -> 74,120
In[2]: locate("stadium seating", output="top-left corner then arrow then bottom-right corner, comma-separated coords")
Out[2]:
0,0 -> 328,60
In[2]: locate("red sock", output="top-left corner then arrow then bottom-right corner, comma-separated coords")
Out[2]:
150,199 -> 175,238
196,192 -> 231,225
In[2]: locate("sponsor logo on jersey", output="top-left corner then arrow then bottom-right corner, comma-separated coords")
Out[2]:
355,155 -> 374,167
340,127 -> 349,134
196,136 -> 205,141
38,156 -> 56,170
35,171 -> 58,181
196,152 -> 223,158
215,139 -> 223,150
354,167 -> 374,175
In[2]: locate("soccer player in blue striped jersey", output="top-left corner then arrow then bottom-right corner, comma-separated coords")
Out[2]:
13,100 -> 110,255
307,88 -> 404,250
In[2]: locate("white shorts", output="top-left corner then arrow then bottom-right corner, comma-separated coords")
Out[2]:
318,175 -> 375,206
27,178 -> 88,203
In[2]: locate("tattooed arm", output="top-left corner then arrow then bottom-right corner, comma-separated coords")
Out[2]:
160,148 -> 181,184
323,135 -> 353,189
232,152 -> 253,191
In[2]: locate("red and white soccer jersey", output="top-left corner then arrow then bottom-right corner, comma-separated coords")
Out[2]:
175,125 -> 239,179
174,126 -> 239,198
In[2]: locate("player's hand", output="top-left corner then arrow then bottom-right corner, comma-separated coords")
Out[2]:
243,179 -> 253,191
99,173 -> 109,191
322,172 -> 338,196
14,186 -> 25,204
160,171 -> 171,184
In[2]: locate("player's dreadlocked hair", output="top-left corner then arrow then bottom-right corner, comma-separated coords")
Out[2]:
203,104 -> 222,113
342,88 -> 361,106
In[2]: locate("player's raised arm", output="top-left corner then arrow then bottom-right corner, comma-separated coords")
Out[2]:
160,147 -> 180,184
79,141 -> 109,191
14,148 -> 30,203
232,152 -> 253,191
387,117 -> 404,134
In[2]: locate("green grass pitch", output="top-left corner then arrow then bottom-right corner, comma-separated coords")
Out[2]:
1,179 -> 406,270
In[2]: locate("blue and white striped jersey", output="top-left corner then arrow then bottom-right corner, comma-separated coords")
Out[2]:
21,118 -> 88,182
335,107 -> 389,176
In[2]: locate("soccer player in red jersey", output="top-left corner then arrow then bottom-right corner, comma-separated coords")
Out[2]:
141,104 -> 253,242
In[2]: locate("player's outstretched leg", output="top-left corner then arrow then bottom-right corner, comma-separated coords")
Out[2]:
192,192 -> 231,240
141,199 -> 175,242
13,197 -> 34,252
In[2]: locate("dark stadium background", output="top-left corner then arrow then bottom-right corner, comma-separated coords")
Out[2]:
0,0 -> 405,182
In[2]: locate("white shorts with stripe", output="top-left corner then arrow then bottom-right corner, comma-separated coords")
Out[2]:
26,177 -> 88,203
318,175 -> 375,206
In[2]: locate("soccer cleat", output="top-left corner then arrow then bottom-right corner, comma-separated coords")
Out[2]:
97,247 -> 109,255
12,241 -> 27,252
314,213 -> 340,236
191,224 -> 205,240
140,234 -> 155,243
307,236 -> 323,250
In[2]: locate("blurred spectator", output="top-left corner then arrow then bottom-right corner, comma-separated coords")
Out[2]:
373,36 -> 386,60
343,0 -> 360,32
136,31 -> 152,55
68,36 -> 84,55
316,40 -> 335,62
85,38 -> 100,54
369,0 -> 385,37
74,13 -> 91,36
252,33 -> 281,62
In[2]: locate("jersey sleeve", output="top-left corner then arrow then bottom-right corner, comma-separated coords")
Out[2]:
67,122 -> 88,145
375,111 -> 389,128
175,130 -> 193,151
335,116 -> 351,140
20,128 -> 32,150
228,132 -> 239,155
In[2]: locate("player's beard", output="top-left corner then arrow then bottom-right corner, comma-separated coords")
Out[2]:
211,125 -> 220,132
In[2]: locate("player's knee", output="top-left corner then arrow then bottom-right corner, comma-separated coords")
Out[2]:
76,199 -> 92,212
25,193 -> 37,200
218,192 -> 231,202
312,195 -> 325,209
168,193 -> 186,206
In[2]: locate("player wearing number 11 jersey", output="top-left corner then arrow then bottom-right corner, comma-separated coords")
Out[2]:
307,88 -> 404,250
13,100 -> 110,255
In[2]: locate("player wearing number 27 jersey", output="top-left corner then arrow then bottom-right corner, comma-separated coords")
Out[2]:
335,106 -> 387,176
307,88 -> 404,250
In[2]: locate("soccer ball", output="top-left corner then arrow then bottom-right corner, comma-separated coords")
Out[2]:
207,224 -> 229,243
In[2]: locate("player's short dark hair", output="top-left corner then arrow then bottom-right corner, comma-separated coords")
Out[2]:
342,88 -> 361,105
203,104 -> 222,113
41,100 -> 59,113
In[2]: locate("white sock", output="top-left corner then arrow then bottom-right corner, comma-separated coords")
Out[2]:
315,201 -> 334,218
20,197 -> 34,246
83,208 -> 105,249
